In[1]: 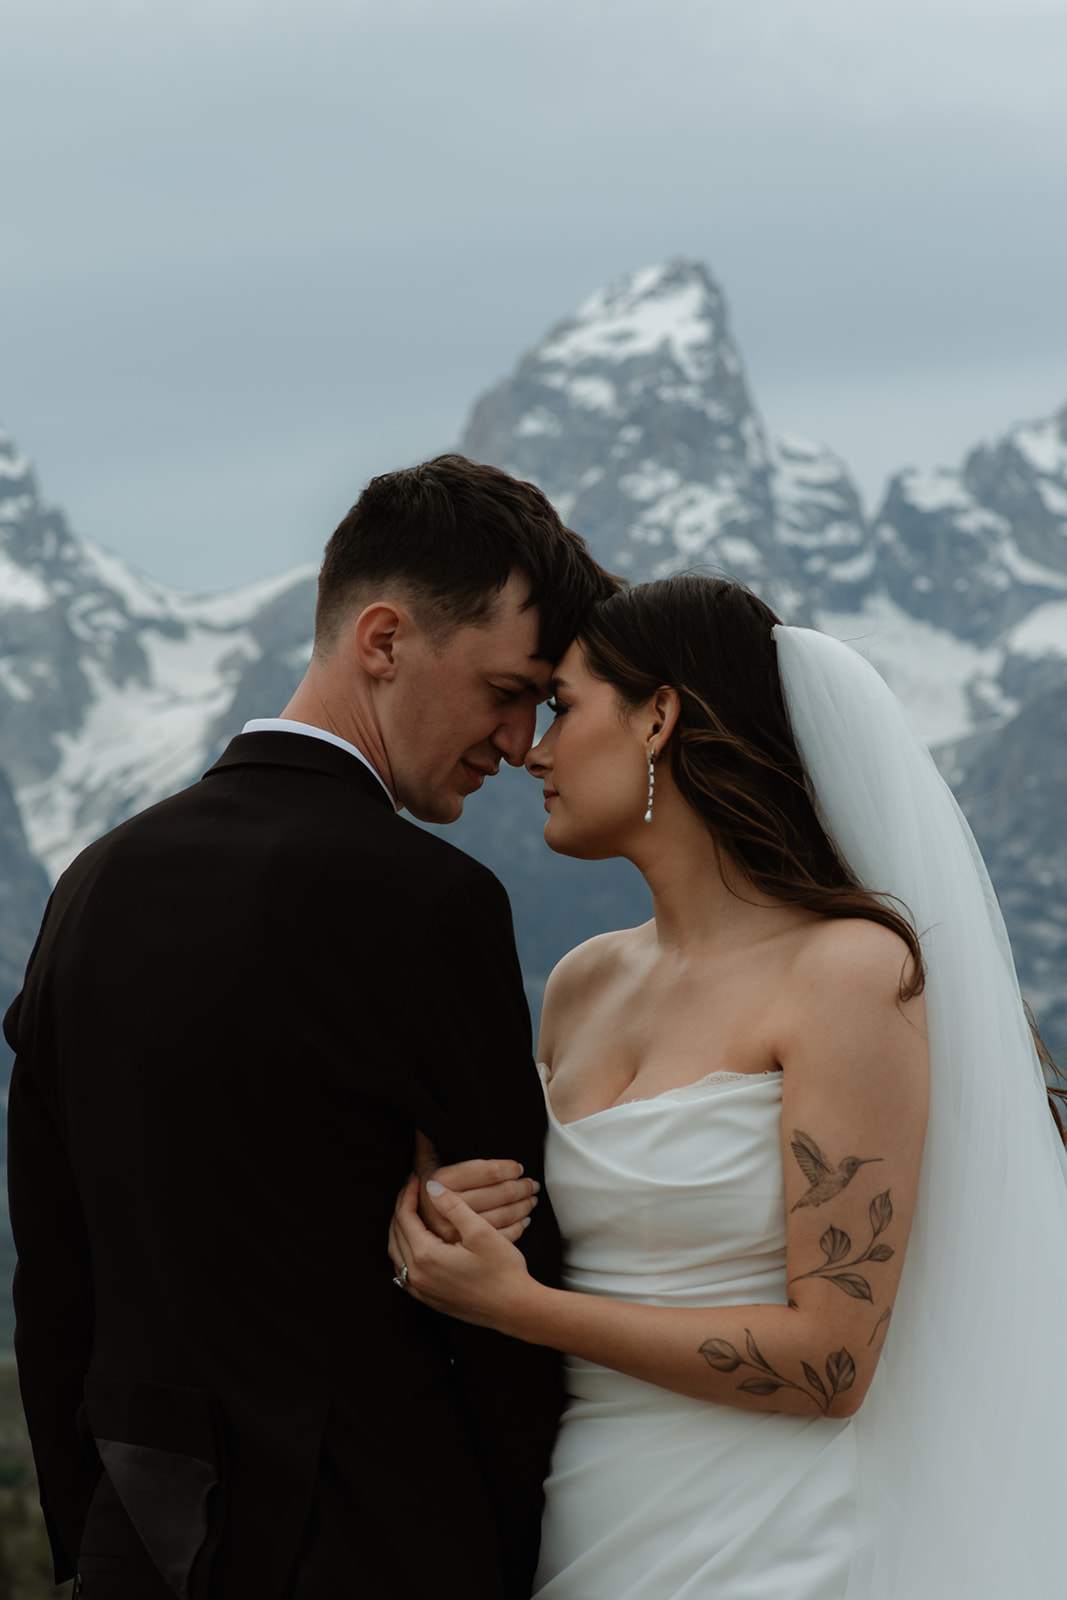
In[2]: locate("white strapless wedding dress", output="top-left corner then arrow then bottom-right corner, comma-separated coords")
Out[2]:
534,1066 -> 860,1600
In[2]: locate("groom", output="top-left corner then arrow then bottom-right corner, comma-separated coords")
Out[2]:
6,455 -> 616,1599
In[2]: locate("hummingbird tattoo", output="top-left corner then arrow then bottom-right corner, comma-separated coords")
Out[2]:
790,1129 -> 882,1210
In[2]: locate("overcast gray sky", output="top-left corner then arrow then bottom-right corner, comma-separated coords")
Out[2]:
2,0 -> 1066,589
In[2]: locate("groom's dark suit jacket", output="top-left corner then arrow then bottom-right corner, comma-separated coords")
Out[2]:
5,731 -> 564,1599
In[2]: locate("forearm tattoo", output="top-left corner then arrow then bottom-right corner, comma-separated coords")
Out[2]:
699,1329 -> 856,1415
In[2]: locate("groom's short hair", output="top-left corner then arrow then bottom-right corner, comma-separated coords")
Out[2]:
316,454 -> 617,661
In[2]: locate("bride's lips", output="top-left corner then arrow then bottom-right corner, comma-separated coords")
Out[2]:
543,788 -> 559,812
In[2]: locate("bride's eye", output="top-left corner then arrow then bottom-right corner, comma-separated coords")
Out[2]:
546,696 -> 570,716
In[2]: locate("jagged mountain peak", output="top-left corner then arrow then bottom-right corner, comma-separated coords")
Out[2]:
536,258 -> 737,392
874,396 -> 1067,647
514,256 -> 759,452
962,399 -> 1067,576
461,258 -> 868,616
1004,395 -> 1067,469
0,429 -> 316,879
0,424 -> 313,632
0,426 -> 32,486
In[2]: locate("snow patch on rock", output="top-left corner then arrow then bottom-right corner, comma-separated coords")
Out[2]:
540,264 -> 717,384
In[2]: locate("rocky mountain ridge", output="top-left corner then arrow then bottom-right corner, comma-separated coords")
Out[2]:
0,428 -> 316,882
464,260 -> 873,622
456,260 -> 1067,1051
0,257 -> 1065,1068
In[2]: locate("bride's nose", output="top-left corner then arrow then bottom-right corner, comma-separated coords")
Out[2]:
525,734 -> 551,779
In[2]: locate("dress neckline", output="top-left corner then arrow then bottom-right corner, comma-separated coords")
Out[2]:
537,1063 -> 782,1129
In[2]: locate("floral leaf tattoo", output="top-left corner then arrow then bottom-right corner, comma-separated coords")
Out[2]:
821,1225 -> 851,1264
699,1338 -> 743,1373
868,1307 -> 892,1348
745,1329 -> 775,1373
699,1330 -> 857,1414
869,1191 -> 892,1236
802,1362 -> 829,1405
827,1272 -> 874,1302
789,1191 -> 895,1304
825,1348 -> 856,1393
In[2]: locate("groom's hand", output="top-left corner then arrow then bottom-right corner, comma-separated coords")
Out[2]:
413,1130 -> 539,1244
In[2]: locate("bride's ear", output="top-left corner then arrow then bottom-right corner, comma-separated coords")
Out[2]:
646,686 -> 681,754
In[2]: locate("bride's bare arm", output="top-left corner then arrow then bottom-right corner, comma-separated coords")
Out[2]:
389,921 -> 928,1420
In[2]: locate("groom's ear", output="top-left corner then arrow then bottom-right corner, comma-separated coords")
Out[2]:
351,600 -> 408,682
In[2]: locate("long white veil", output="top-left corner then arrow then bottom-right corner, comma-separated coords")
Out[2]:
772,625 -> 1067,1597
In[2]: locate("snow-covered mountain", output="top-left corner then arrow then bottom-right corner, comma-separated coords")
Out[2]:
878,414 -> 1067,645
0,258 -> 1065,1075
464,259 -> 1067,750
0,428 -> 316,882
452,260 -> 1067,1051
464,260 -> 872,622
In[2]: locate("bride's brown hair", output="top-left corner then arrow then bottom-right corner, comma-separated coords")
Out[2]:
577,573 -> 926,999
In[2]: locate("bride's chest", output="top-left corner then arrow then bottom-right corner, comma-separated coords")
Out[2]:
542,1070 -> 788,1275
547,971 -> 785,1125
547,1068 -> 790,1292
546,1040 -> 782,1126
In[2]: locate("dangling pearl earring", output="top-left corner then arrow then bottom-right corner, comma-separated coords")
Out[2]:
644,749 -> 656,823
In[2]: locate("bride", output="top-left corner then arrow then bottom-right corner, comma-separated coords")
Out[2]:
390,575 -> 1067,1599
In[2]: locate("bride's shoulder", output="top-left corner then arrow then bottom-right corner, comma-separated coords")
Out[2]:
541,924 -> 648,1026
789,915 -> 921,1008
776,917 -> 928,1096
546,924 -> 645,995
539,928 -> 644,1061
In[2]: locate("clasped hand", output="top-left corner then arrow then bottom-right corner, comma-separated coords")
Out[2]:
411,1129 -> 539,1244
389,1133 -> 536,1330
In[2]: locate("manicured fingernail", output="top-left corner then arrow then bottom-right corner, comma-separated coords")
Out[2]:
531,1181 -> 541,1193
517,1164 -> 524,1176
426,1180 -> 446,1197
530,1195 -> 538,1206
522,1216 -> 531,1228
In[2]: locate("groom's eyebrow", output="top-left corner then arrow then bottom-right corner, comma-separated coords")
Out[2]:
493,671 -> 543,693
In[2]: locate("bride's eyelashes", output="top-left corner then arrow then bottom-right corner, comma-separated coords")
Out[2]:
546,695 -> 571,717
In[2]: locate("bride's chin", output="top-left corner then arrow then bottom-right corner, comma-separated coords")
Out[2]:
543,818 -> 620,863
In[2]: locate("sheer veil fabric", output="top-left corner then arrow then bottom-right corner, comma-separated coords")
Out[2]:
772,626 -> 1067,1598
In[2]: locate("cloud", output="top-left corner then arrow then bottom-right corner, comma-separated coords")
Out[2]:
1,0 -> 1065,586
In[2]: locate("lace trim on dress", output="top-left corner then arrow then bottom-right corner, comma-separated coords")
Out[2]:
626,1069 -> 781,1105
537,1063 -> 781,1113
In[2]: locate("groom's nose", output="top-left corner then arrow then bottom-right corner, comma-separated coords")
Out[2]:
493,700 -> 539,766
